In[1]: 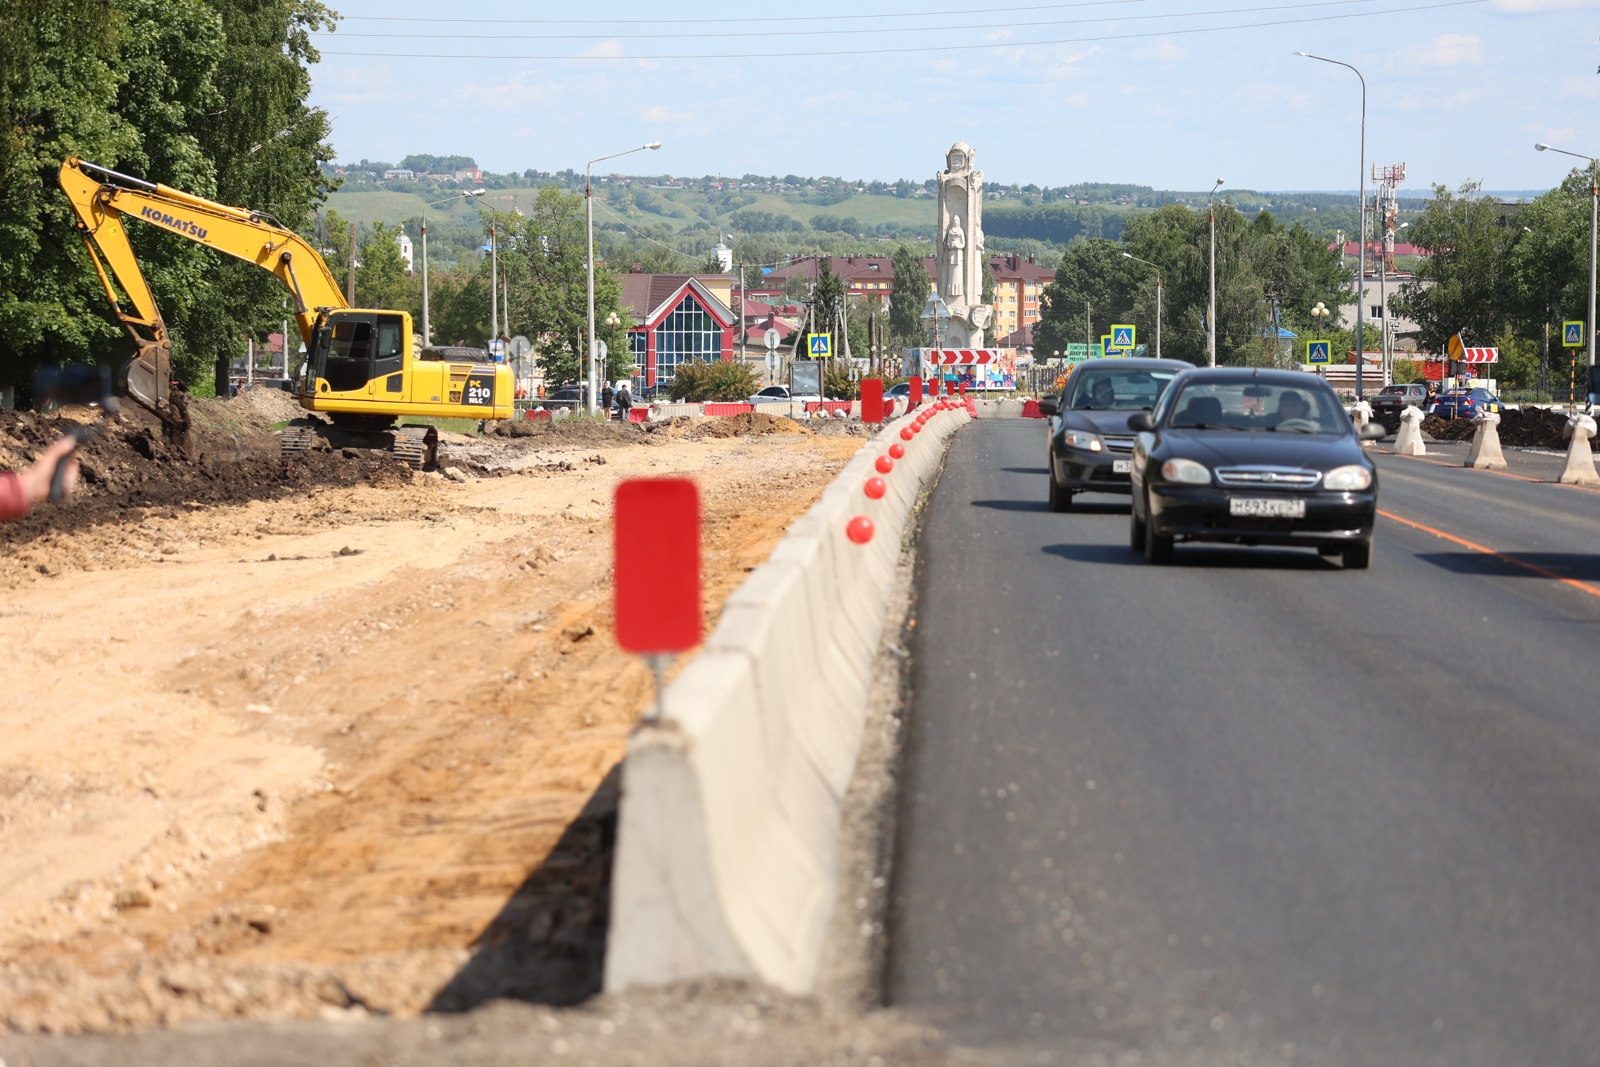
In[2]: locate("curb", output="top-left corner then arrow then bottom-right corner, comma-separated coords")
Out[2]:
604,400 -> 971,995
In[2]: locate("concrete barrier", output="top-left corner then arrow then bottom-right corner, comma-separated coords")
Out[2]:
606,400 -> 970,995
1465,410 -> 1507,470
1561,413 -> 1600,486
1393,405 -> 1427,456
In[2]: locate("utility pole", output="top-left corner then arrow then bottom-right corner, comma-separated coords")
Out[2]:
1085,299 -> 1091,351
489,219 -> 498,342
346,229 -> 356,305
420,214 -> 430,345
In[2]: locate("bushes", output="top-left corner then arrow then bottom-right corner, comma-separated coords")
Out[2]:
669,359 -> 760,402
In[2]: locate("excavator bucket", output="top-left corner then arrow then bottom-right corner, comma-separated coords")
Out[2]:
125,345 -> 170,416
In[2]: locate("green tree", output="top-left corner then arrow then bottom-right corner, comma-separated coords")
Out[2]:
888,244 -> 931,344
668,359 -> 757,401
1392,183 -> 1517,352
501,188 -> 629,387
356,221 -> 414,314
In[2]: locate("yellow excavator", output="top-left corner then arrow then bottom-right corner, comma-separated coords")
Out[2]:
58,157 -> 514,468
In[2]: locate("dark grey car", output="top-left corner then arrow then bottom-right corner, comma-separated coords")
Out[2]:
1039,358 -> 1190,511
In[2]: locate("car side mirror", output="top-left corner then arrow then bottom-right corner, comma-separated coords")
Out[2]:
1038,396 -> 1060,416
1358,422 -> 1388,441
1127,411 -> 1155,432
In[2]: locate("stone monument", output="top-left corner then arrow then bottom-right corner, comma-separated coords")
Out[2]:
936,141 -> 990,348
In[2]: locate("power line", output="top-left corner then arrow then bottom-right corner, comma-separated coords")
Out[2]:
339,0 -> 1149,25
319,0 -> 1401,41
317,0 -> 1487,60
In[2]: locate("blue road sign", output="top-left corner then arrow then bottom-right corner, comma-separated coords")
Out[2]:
1306,340 -> 1331,365
1111,325 -> 1135,350
1564,321 -> 1585,348
808,333 -> 831,357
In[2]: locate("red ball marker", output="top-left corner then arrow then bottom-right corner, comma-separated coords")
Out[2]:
899,427 -> 914,441
847,516 -> 875,544
864,476 -> 887,499
888,443 -> 905,459
875,454 -> 895,473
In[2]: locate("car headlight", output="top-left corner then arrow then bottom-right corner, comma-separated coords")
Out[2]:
1062,429 -> 1103,452
1161,458 -> 1211,484
1323,464 -> 1373,491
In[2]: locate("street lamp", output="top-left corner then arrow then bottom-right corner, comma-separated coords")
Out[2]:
421,189 -> 486,346
920,291 -> 951,387
1121,252 -> 1163,360
587,141 -> 662,414
1535,142 -> 1598,373
1294,51 -> 1367,398
1311,300 -> 1332,379
1208,179 -> 1224,366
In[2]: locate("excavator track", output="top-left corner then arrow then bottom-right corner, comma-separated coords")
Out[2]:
391,426 -> 439,471
280,420 -> 321,461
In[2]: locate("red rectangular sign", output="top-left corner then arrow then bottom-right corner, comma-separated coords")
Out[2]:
860,377 -> 884,423
909,376 -> 923,406
614,479 -> 701,653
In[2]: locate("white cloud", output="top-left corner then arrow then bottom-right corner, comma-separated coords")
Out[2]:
1134,38 -> 1187,63
1492,0 -> 1600,11
1411,34 -> 1485,65
644,105 -> 697,125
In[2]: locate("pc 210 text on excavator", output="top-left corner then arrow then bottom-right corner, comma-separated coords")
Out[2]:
58,156 -> 514,468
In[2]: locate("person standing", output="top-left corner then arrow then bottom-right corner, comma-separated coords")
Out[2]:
614,380 -> 633,422
600,380 -> 616,419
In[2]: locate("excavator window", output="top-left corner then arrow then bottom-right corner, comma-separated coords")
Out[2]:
323,320 -> 373,392
374,315 -> 405,379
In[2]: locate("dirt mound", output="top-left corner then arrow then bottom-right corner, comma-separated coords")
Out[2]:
1417,408 -> 1573,448
486,416 -> 650,445
679,412 -> 811,438
0,407 -> 411,548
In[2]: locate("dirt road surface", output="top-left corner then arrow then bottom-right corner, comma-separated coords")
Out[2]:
0,403 -> 863,1035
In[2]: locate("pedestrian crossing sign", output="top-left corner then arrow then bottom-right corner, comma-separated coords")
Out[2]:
808,333 -> 830,357
1101,334 -> 1123,357
1306,340 -> 1331,365
1111,325 -> 1136,350
1564,321 -> 1584,348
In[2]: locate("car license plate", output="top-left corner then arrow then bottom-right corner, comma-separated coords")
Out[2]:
1112,459 -> 1131,473
1229,497 -> 1305,518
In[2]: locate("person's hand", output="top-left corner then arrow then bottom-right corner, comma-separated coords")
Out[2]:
20,435 -> 79,505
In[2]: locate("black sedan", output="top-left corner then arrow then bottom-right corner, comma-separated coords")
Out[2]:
1038,357 -> 1190,511
1127,367 -> 1387,568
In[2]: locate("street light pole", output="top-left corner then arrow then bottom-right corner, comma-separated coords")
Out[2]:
1208,179 -> 1223,366
1122,252 -> 1162,360
587,141 -> 662,415
1535,143 -> 1599,373
422,189 -> 486,347
1294,51 -> 1367,398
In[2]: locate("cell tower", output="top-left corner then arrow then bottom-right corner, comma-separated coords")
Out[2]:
1371,163 -> 1407,275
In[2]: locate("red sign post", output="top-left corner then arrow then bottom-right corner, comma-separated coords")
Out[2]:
860,377 -> 884,424
909,376 -> 923,406
614,478 -> 701,720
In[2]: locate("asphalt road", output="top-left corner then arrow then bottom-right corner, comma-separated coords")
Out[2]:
890,418 -> 1600,1066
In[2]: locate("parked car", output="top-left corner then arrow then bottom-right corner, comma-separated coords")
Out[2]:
1430,388 -> 1501,419
1370,383 -> 1429,416
1037,357 -> 1189,511
886,382 -> 912,400
1127,367 -> 1388,568
749,386 -> 792,403
539,384 -> 587,408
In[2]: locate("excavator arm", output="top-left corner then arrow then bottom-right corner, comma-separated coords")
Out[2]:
58,157 -> 347,422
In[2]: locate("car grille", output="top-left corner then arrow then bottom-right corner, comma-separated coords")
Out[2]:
1102,434 -> 1136,452
1214,466 -> 1322,490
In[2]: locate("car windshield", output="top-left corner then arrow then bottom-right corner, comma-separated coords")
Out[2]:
1067,367 -> 1178,410
1167,380 -> 1349,433
1380,386 -> 1405,394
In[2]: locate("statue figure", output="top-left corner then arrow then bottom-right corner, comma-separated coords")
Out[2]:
935,141 -> 987,347
946,215 -> 965,298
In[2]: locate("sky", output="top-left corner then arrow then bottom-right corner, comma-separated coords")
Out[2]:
308,0 -> 1600,195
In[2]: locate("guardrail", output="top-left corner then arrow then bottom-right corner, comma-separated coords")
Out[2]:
605,399 -> 971,994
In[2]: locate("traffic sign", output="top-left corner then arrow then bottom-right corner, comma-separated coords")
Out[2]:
764,328 -> 781,351
1111,324 -> 1136,350
1090,343 -> 1104,359
1065,343 -> 1088,361
1306,339 -> 1331,365
1132,344 -> 1148,358
807,333 -> 831,357
1565,321 -> 1585,348
1101,334 -> 1125,357
765,351 -> 780,373
509,335 -> 532,359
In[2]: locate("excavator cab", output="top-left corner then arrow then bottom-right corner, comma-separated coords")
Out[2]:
306,311 -> 407,398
